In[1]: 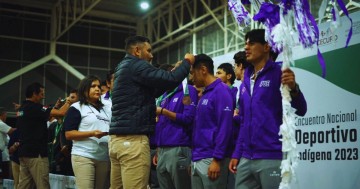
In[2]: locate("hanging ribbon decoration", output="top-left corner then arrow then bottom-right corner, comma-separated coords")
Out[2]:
228,0 -> 252,30
335,0 -> 353,47
276,5 -> 298,189
253,3 -> 281,51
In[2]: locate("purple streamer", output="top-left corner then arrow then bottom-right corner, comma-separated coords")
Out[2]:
292,0 -> 326,78
317,49 -> 327,78
331,7 -> 336,21
336,0 -> 353,47
304,0 -> 327,78
253,3 -> 280,27
253,3 -> 280,50
228,0 -> 251,27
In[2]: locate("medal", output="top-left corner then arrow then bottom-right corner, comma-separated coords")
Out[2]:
182,95 -> 191,105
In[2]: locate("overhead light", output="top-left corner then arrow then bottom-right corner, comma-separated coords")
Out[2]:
140,2 -> 149,10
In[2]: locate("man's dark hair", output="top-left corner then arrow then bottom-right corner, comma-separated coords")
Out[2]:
245,29 -> 267,44
125,35 -> 150,52
77,75 -> 103,108
194,54 -> 214,75
233,51 -> 251,68
0,107 -> 6,116
25,82 -> 44,98
245,29 -> 278,61
218,63 -> 236,85
159,64 -> 174,72
106,70 -> 115,83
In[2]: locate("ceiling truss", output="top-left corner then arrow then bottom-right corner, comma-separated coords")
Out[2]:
5,0 -> 358,85
139,0 -> 245,53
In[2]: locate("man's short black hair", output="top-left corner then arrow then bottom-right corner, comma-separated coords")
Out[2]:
245,29 -> 278,61
245,29 -> 267,44
194,54 -> 214,75
25,82 -> 44,98
218,63 -> 236,85
125,35 -> 150,52
233,51 -> 250,68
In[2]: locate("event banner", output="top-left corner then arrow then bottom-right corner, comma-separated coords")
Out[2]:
290,11 -> 360,189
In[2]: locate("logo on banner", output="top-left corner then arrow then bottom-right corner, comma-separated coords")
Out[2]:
319,28 -> 338,46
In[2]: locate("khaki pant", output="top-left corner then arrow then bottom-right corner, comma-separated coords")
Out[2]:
11,161 -> 20,189
71,155 -> 110,189
18,156 -> 50,189
109,135 -> 150,189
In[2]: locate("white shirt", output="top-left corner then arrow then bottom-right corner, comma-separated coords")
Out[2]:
70,102 -> 111,161
250,68 -> 263,96
0,120 -> 11,151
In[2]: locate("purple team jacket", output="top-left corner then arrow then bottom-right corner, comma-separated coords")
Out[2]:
155,84 -> 198,147
192,79 -> 234,161
232,60 -> 307,160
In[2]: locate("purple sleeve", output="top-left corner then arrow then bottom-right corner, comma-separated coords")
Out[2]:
291,91 -> 307,116
212,88 -> 234,159
175,86 -> 198,126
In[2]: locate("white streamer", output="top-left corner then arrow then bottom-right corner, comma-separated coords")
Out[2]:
272,5 -> 299,189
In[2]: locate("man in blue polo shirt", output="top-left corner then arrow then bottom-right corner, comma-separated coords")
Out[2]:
190,54 -> 234,189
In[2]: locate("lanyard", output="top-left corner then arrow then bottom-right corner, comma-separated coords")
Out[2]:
88,104 -> 109,120
53,118 -> 64,144
156,79 -> 190,107
156,87 -> 178,107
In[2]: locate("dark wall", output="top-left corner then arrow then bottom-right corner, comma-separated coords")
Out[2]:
0,7 -> 135,112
